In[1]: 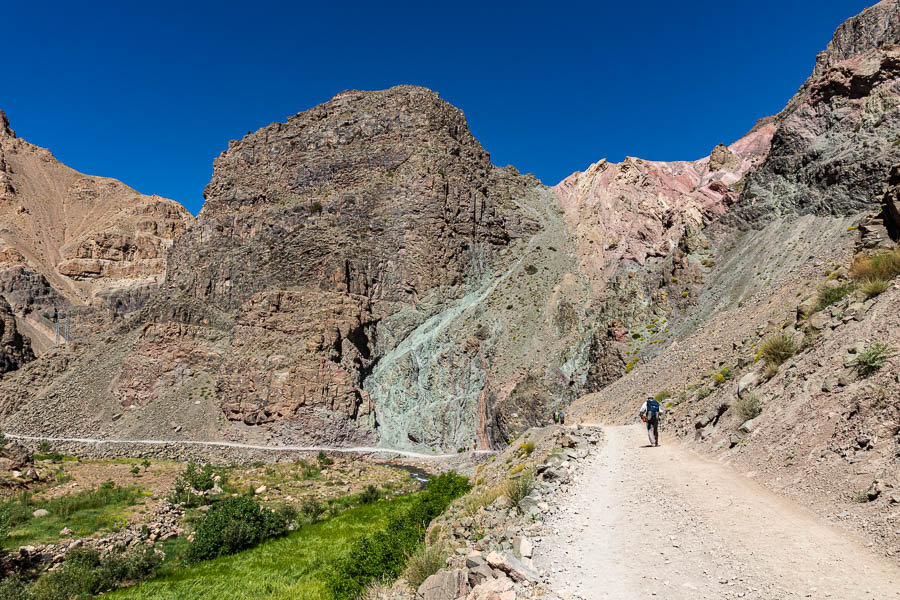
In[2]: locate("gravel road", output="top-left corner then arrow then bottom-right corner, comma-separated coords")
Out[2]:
537,425 -> 900,599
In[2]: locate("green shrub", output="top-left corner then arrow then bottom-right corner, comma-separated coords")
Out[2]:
814,283 -> 855,312
167,462 -> 217,506
653,391 -> 672,402
852,343 -> 896,376
13,545 -> 162,600
504,470 -> 535,509
405,543 -> 447,588
859,278 -> 890,299
186,496 -> 294,563
317,451 -> 334,468
524,265 -> 538,275
328,472 -> 470,600
697,387 -> 712,400
516,441 -> 535,457
735,394 -> 762,421
310,201 -> 323,214
850,248 -> 900,282
359,485 -> 381,505
300,496 -> 324,523
759,334 -> 798,366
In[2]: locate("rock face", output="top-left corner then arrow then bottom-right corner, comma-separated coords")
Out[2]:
1,87 -> 547,449
0,110 -> 193,350
0,296 -> 33,376
554,125 -> 774,280
3,5 -> 900,455
730,3 -> 900,225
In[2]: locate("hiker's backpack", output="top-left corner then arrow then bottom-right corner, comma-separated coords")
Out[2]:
646,400 -> 660,420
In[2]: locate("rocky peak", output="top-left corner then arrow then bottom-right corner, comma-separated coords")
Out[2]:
0,110 -> 13,138
811,0 -> 900,80
708,143 -> 741,172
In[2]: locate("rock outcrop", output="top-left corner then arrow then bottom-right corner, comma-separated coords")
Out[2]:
0,110 -> 193,349
730,2 -> 900,225
0,296 -> 33,376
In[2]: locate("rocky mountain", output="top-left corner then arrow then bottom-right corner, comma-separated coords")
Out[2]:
0,111 -> 193,352
571,0 -> 900,557
2,2 -> 899,480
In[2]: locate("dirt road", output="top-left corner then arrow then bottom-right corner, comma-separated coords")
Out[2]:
537,425 -> 900,599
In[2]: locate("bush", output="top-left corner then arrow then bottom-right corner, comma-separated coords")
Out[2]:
859,278 -> 890,299
359,485 -> 381,505
504,470 -> 535,509
317,451 -> 334,467
14,545 -> 162,600
405,543 -> 447,588
852,343 -> 896,376
759,334 -> 798,366
300,496 -> 324,523
653,391 -> 672,402
735,394 -> 762,421
328,472 -> 470,600
186,496 -> 294,563
516,441 -> 535,458
167,463 -> 216,506
850,248 -> 900,282
814,283 -> 855,312
697,387 -> 712,400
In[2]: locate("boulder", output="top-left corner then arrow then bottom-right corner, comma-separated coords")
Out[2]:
417,569 -> 469,600
797,297 -> 818,319
739,418 -> 758,434
808,311 -> 830,331
466,576 -> 515,600
737,372 -> 759,397
1,441 -> 33,470
512,536 -> 533,559
32,509 -> 50,518
485,551 -> 539,583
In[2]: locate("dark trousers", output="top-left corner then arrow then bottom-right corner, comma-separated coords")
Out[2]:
646,416 -> 659,445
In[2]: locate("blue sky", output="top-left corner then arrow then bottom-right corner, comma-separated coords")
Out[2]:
2,0 -> 875,214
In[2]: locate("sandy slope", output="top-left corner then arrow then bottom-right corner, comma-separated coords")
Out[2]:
537,425 -> 900,599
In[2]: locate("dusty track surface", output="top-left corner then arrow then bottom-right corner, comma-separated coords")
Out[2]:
537,425 -> 900,599
4,433 -> 494,460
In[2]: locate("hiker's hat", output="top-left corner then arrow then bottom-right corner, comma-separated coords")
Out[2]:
646,393 -> 653,399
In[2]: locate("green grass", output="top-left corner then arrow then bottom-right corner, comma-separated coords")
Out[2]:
108,495 -> 417,600
1,482 -> 143,548
813,283 -> 856,312
759,334 -> 798,366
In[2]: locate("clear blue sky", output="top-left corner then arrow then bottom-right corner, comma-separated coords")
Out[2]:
2,0 -> 875,215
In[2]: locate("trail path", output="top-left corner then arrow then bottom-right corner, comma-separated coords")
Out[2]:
3,433 -> 493,460
538,425 -> 900,600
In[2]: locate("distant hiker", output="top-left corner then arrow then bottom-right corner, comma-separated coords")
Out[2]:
639,393 -> 661,447
552,410 -> 565,425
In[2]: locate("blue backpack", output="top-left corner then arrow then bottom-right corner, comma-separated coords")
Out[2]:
646,400 -> 660,420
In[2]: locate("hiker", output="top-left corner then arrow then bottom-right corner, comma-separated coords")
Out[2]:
552,410 -> 565,425
639,393 -> 661,446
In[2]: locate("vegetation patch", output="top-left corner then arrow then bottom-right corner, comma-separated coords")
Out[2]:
1,546 -> 163,600
814,283 -> 855,313
859,278 -> 890,299
328,472 -> 470,600
186,496 -> 297,563
405,542 -> 447,588
1,482 -> 142,548
850,248 -> 900,282
108,494 -> 421,600
759,334 -> 798,366
852,343 -> 896,377
503,470 -> 535,510
735,394 -> 762,421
